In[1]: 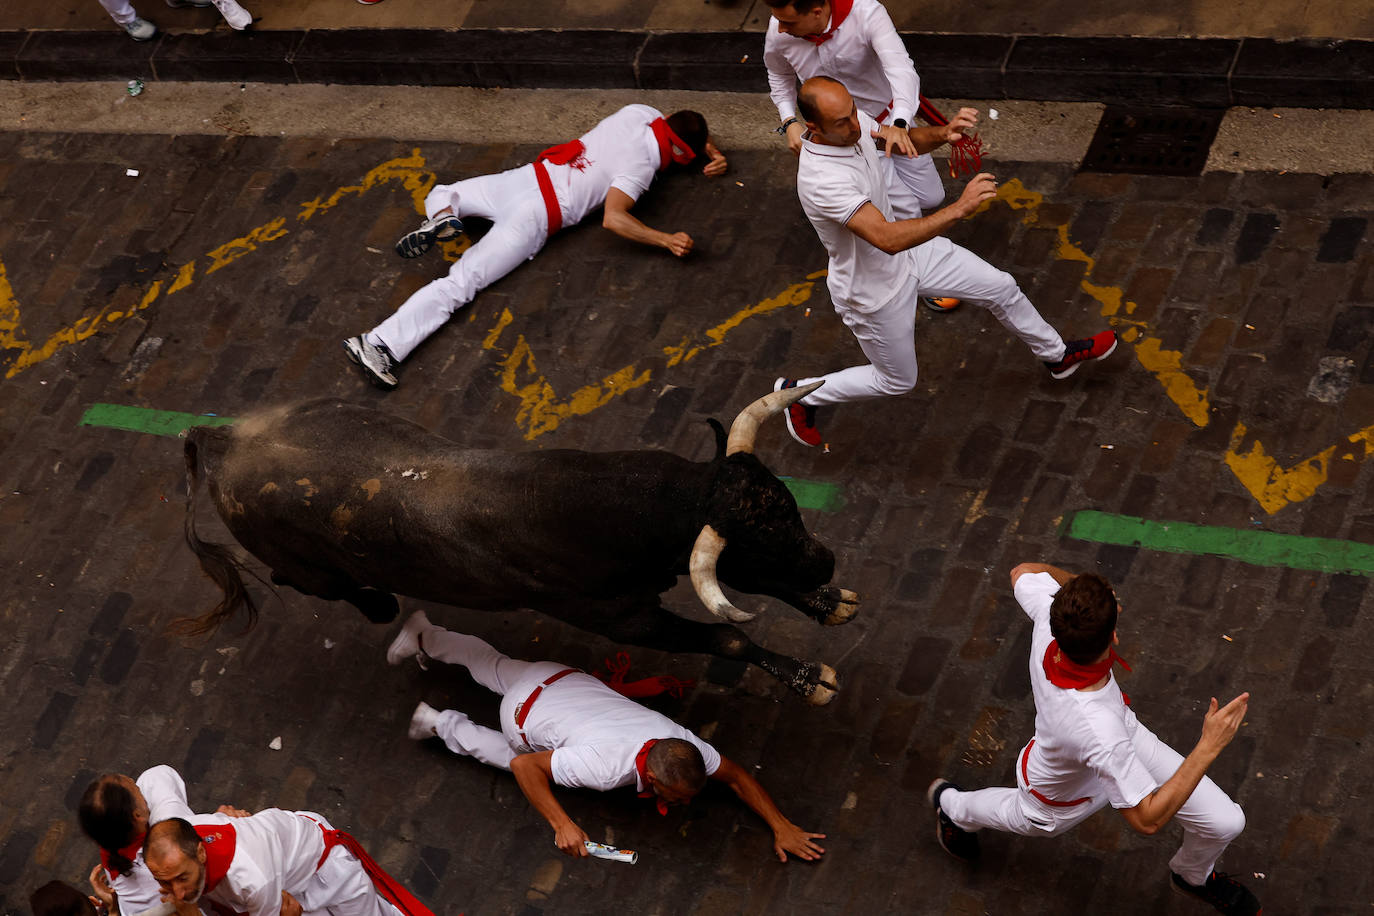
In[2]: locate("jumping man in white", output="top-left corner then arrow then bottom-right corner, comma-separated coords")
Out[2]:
929,564 -> 1261,916
387,611 -> 826,861
772,77 -> 1117,447
344,105 -> 727,389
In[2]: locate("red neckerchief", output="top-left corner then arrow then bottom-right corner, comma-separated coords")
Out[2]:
634,739 -> 669,815
1042,639 -> 1132,704
99,833 -> 145,878
194,823 -> 238,893
536,139 -> 589,171
800,0 -> 854,45
649,118 -> 696,170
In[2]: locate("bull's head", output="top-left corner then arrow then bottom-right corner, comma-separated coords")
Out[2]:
689,382 -> 833,623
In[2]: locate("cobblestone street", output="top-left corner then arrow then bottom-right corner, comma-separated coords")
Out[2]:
0,129 -> 1371,914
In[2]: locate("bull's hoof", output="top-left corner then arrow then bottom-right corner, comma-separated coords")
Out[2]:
804,663 -> 840,706
822,589 -> 860,626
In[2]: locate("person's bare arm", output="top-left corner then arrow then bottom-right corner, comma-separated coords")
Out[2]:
602,187 -> 693,257
509,752 -> 591,857
1009,563 -> 1076,587
845,173 -> 996,254
1119,693 -> 1250,835
710,757 -> 826,862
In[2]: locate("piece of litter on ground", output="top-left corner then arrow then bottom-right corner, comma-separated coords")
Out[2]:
268,736 -> 283,750
323,638 -> 335,649
126,169 -> 139,177
1256,771 -> 1263,777
1100,444 -> 1115,450
1244,324 -> 1255,329
1253,872 -> 1265,880
804,307 -> 811,317
988,108 -> 999,120
735,181 -> 745,187
366,246 -> 383,254
822,444 -> 831,454
739,54 -> 749,63
1222,634 -> 1233,641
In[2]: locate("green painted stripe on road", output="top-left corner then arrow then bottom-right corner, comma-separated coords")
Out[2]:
79,403 -> 236,438
1064,509 -> 1374,575
780,477 -> 845,512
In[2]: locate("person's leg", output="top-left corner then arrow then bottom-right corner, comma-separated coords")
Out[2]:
420,626 -> 551,697
890,153 -> 946,218
940,784 -> 1105,837
368,198 -> 546,361
299,835 -> 405,916
432,710 -> 520,770
795,273 -> 921,407
1129,723 -> 1247,885
97,0 -> 138,25
912,236 -> 1067,362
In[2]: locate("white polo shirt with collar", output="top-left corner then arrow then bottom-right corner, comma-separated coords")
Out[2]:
797,110 -> 913,314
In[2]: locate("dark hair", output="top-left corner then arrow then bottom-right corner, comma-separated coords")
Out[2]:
79,776 -> 137,876
147,817 -> 204,863
797,75 -> 845,126
665,110 -> 709,161
30,881 -> 96,916
1049,574 -> 1119,664
647,739 -> 708,794
765,0 -> 826,11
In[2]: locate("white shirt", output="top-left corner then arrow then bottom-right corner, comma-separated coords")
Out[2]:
764,0 -> 920,125
1015,572 -> 1158,809
505,672 -> 721,792
545,103 -> 665,228
107,766 -> 210,916
204,809 -> 330,916
797,110 -> 913,313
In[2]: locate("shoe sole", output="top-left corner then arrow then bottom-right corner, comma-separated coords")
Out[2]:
1168,876 -> 1261,915
395,228 -> 437,259
1049,335 -> 1119,380
921,297 -> 961,313
343,339 -> 398,390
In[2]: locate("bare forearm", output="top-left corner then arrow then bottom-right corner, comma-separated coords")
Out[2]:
873,205 -> 964,253
511,759 -> 576,832
1132,745 -> 1217,833
907,124 -> 955,156
727,771 -> 792,833
603,210 -> 669,250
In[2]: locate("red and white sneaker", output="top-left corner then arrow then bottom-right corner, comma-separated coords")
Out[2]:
1045,330 -> 1118,379
774,378 -> 822,447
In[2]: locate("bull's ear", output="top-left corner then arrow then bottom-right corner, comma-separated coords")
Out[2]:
705,418 -> 727,460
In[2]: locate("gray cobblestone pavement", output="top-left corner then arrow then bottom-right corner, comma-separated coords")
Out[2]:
0,131 -> 1371,914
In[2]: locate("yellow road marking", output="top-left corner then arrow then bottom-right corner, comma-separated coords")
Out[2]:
1226,421 -> 1374,514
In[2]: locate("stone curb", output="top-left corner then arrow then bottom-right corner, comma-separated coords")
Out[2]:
1,29 -> 1372,109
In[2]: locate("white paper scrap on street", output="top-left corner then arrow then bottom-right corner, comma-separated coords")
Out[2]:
126,169 -> 139,177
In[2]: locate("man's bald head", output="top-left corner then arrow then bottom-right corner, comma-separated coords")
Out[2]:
144,819 -> 207,904
798,77 -> 860,147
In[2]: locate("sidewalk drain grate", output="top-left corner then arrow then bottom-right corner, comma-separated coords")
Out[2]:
1080,106 -> 1224,176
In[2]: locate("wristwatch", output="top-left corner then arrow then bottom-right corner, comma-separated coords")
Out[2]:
776,116 -> 801,135
892,118 -> 908,129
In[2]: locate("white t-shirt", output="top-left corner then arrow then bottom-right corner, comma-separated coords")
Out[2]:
797,109 -> 913,313
204,809 -> 330,916
765,0 -> 920,125
506,672 -> 721,792
544,103 -> 665,228
106,766 -> 200,916
1015,572 -> 1158,809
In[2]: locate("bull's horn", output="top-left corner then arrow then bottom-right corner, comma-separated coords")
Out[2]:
725,380 -> 824,455
688,525 -> 756,623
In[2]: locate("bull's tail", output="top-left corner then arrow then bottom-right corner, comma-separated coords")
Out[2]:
172,429 -> 260,636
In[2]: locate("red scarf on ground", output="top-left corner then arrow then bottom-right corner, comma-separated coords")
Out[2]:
1042,640 -> 1131,703
313,826 -> 437,916
634,739 -> 670,816
801,0 -> 853,44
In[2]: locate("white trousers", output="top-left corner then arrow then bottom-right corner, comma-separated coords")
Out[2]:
883,152 -> 945,220
293,813 -> 404,916
799,236 -> 1066,407
940,724 -> 1247,887
420,625 -> 566,770
98,0 -> 138,26
370,166 -> 550,362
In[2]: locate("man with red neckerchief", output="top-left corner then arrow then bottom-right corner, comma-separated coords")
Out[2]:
344,104 -> 728,389
928,563 -> 1261,915
386,611 -> 825,861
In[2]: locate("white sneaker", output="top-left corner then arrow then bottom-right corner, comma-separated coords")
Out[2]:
124,17 -> 157,40
408,701 -> 441,741
211,0 -> 252,29
343,335 -> 399,389
386,610 -> 433,666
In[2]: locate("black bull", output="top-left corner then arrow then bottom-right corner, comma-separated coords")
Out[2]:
181,388 -> 858,703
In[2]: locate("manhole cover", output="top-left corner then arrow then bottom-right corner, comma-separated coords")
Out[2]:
1080,106 -> 1224,176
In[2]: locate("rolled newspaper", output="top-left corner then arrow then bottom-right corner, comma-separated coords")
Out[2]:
583,841 -> 638,864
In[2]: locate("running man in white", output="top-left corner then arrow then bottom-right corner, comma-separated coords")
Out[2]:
386,611 -> 826,862
929,563 -> 1260,916
345,105 -> 728,389
773,77 -> 1117,447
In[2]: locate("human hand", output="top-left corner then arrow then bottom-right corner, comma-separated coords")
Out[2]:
772,824 -> 826,862
281,890 -> 302,916
554,821 -> 591,857
88,864 -> 115,909
944,107 -> 979,144
664,232 -> 694,257
702,140 -> 728,177
785,120 -> 805,155
1200,692 -> 1250,754
872,123 -> 917,158
955,173 -> 998,216
216,804 -> 251,817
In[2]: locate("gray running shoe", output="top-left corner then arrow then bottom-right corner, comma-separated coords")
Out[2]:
395,213 -> 463,259
343,336 -> 399,390
124,16 -> 158,39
